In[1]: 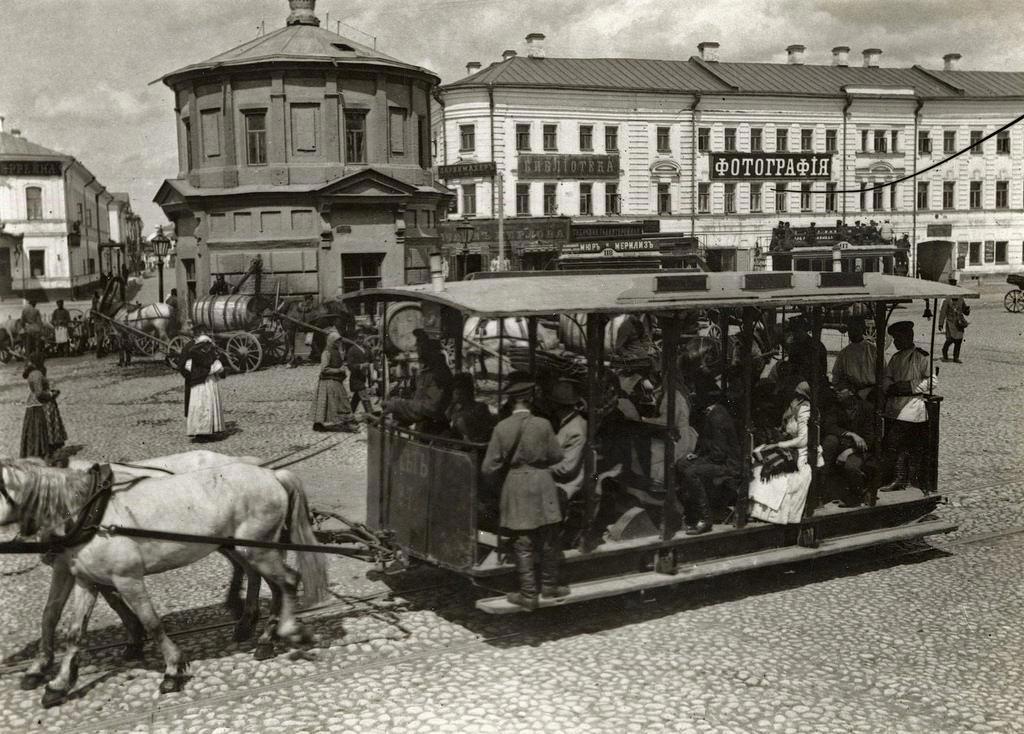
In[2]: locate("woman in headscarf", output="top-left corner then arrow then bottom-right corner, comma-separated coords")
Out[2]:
311,329 -> 356,432
20,351 -> 67,460
178,334 -> 226,441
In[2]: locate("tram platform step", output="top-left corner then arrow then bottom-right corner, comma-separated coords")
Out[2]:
475,516 -> 956,614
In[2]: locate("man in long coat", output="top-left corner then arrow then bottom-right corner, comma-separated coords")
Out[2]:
879,321 -> 935,492
938,279 -> 971,364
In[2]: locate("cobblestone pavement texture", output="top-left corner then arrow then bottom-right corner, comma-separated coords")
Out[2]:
0,284 -> 1022,733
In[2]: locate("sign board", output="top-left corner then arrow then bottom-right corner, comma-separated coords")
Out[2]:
518,154 -> 620,180
570,220 -> 659,241
709,153 -> 833,180
926,224 -> 953,238
561,236 -> 697,255
439,217 -> 570,246
437,161 -> 497,179
0,160 -> 63,177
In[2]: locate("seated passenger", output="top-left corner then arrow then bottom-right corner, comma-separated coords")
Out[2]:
383,329 -> 453,433
748,381 -> 824,524
832,314 -> 877,401
480,375 -> 567,609
780,317 -> 829,395
545,380 -> 587,500
614,313 -> 656,364
674,376 -> 742,536
821,388 -> 877,507
447,372 -> 496,443
644,361 -> 698,486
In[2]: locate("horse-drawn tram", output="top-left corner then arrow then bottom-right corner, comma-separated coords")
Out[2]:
344,268 -> 976,613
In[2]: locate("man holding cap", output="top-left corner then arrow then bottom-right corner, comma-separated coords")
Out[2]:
481,372 -> 567,608
879,320 -> 935,493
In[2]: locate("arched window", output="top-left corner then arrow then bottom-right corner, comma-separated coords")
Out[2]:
26,186 -> 43,220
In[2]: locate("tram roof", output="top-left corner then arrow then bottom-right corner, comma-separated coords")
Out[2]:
343,271 -> 976,318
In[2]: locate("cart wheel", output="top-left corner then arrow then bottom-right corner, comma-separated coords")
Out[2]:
165,335 -> 192,368
226,332 -> 263,372
1004,289 -> 1024,313
261,319 -> 288,365
133,332 -> 161,357
0,347 -> 10,364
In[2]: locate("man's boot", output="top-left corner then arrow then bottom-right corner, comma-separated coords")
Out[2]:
507,534 -> 539,609
539,528 -> 569,599
685,484 -> 713,535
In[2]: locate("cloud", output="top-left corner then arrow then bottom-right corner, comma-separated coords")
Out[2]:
32,84 -> 159,123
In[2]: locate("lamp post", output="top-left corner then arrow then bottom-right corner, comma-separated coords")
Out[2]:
151,225 -> 171,303
456,224 -> 474,281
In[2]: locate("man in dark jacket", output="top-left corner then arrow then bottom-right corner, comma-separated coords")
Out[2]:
382,329 -> 452,432
674,375 -> 743,535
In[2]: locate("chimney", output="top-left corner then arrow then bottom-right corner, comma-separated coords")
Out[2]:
286,0 -> 320,27
831,45 -> 850,67
943,53 -> 962,71
862,48 -> 882,67
502,49 -> 517,61
697,41 -> 720,63
466,61 -> 482,75
786,44 -> 806,65
526,33 -> 546,58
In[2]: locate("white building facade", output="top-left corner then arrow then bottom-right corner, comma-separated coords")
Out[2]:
434,40 -> 1024,280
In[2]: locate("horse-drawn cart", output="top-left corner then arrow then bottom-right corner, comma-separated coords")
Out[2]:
1004,273 -> 1024,313
176,295 -> 290,372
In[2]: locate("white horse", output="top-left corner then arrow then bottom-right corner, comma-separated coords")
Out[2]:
18,451 -> 266,691
0,457 -> 328,707
112,302 -> 176,343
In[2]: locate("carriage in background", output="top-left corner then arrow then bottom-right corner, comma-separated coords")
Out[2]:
1004,273 -> 1024,313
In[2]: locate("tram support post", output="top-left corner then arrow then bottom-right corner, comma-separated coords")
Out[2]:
870,302 -> 889,507
581,314 -> 605,553
527,317 -> 537,375
805,307 -> 823,519
497,318 -> 505,407
718,309 -> 730,395
656,316 -> 682,573
453,311 -> 464,372
735,307 -> 756,528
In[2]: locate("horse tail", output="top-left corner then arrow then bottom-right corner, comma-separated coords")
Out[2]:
275,468 -> 329,608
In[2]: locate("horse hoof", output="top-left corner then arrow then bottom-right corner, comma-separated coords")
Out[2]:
253,642 -> 276,661
122,644 -> 145,663
41,686 -> 68,708
20,672 -> 48,691
158,675 -> 185,695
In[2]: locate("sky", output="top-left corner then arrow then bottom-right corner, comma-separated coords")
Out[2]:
2,0 -> 1023,231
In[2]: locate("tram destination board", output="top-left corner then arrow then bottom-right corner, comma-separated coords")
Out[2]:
710,152 -> 833,180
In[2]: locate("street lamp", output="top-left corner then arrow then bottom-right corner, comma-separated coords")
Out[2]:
456,224 -> 474,281
151,225 -> 171,303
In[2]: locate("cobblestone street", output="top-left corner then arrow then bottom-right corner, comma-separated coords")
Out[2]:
1,288 -> 1022,733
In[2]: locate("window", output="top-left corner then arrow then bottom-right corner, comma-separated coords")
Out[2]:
85,204 -> 92,227
605,183 -> 620,214
800,183 -> 812,211
605,126 -> 618,152
872,186 -> 883,211
698,183 -> 709,213
462,183 -> 477,215
516,123 -> 531,152
825,129 -> 837,153
201,109 -> 221,157
345,111 -> 367,163
775,183 -> 787,212
969,181 -> 982,209
984,240 -> 995,264
969,241 -> 981,265
244,112 -> 267,165
389,107 -> 406,154
874,130 -> 887,153
776,128 -> 788,152
183,118 -> 194,169
750,183 -> 763,212
860,182 -> 868,211
997,131 -> 1010,154
800,129 -> 812,152
970,130 -> 982,155
341,253 -> 384,302
88,258 -> 95,275
750,128 -> 763,152
724,127 -> 736,152
290,103 -> 319,153
996,241 -> 1008,263
657,183 -> 672,214
943,181 -> 955,210
459,124 -> 475,152
543,124 -> 557,151
579,183 -> 593,215
890,183 -> 897,210
724,183 -> 736,214
918,131 -> 932,154
25,186 -> 42,220
697,127 -> 709,153
29,250 -> 45,277
580,125 -> 594,151
516,183 -> 530,215
543,183 -> 557,215
917,181 -> 929,210
860,130 -> 869,152
76,202 -> 83,225
943,130 -> 956,154
656,126 -> 670,153
890,130 -> 899,153
825,182 -> 837,212
996,180 -> 1009,208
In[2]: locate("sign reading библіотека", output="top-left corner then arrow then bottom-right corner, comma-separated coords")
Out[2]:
709,153 -> 833,180
518,154 -> 621,180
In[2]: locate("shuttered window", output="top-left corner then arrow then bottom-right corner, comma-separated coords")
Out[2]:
201,109 -> 220,157
291,103 -> 319,153
389,107 -> 406,154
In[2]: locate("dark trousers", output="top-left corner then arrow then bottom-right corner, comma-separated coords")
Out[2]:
942,336 -> 963,361
511,523 -> 562,599
821,434 -> 874,503
350,389 -> 373,414
676,457 -> 739,526
883,420 -> 929,487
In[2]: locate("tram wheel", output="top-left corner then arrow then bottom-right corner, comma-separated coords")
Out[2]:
1004,288 -> 1024,313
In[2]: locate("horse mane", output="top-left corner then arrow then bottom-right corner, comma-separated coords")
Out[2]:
4,458 -> 94,537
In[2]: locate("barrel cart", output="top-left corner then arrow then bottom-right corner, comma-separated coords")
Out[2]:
168,295 -> 291,373
1004,273 -> 1024,313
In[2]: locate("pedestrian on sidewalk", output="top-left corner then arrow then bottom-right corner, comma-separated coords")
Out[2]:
178,335 -> 226,442
345,333 -> 374,416
20,351 -> 67,461
21,299 -> 43,355
938,279 -> 970,364
311,329 -> 357,432
51,300 -> 71,357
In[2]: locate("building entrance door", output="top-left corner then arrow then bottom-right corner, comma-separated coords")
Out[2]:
0,247 -> 11,297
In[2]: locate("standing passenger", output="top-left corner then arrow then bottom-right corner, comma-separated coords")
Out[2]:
832,314 -> 877,400
481,374 -> 567,609
546,380 -> 587,501
879,321 -> 935,492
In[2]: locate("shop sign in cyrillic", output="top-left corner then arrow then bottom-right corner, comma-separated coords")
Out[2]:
0,160 -> 63,176
437,161 -> 497,179
709,153 -> 832,180
439,217 -> 570,246
518,154 -> 620,180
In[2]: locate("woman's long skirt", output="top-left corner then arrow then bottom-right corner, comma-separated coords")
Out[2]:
748,464 -> 812,524
20,405 -> 49,458
42,401 -> 67,449
311,378 -> 351,426
187,378 -> 225,437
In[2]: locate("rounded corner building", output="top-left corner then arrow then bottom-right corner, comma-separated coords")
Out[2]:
155,0 -> 449,304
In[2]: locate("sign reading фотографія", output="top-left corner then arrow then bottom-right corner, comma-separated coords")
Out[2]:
709,152 -> 833,180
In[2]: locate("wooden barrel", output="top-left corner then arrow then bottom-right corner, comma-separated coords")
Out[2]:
385,302 -> 423,353
191,295 -> 260,332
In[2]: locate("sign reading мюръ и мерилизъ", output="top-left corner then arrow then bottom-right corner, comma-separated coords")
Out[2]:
709,153 -> 833,180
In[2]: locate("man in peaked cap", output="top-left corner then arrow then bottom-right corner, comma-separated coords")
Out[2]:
878,320 -> 936,493
545,379 -> 587,501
